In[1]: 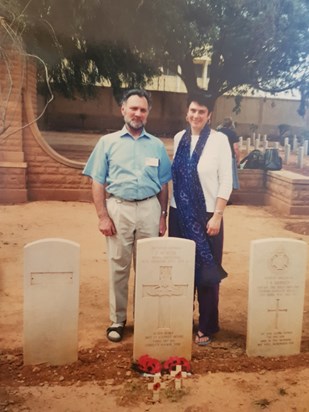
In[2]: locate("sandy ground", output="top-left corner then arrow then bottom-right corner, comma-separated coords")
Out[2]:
0,201 -> 309,411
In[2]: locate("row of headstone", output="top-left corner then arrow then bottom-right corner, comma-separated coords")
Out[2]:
284,144 -> 307,168
23,236 -> 307,365
239,134 -> 309,162
241,137 -> 280,154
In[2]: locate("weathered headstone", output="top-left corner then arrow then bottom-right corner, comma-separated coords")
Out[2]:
247,238 -> 307,357
133,238 -> 195,361
24,238 -> 80,365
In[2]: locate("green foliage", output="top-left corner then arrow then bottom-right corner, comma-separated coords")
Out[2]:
1,0 -> 308,113
1,0 -> 160,100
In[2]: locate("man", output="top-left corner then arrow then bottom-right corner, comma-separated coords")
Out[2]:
83,89 -> 172,342
217,117 -> 240,190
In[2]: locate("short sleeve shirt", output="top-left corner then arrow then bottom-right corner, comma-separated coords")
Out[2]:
218,127 -> 239,158
82,126 -> 172,200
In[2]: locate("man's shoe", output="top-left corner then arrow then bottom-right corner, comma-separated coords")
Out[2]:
106,321 -> 126,342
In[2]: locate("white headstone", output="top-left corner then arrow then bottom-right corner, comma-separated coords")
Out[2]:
133,238 -> 195,362
247,238 -> 307,357
24,238 -> 80,365
246,137 -> 251,153
304,140 -> 308,157
298,146 -> 304,169
284,143 -> 291,164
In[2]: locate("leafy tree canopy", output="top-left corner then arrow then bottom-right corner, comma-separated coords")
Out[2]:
0,0 -> 308,114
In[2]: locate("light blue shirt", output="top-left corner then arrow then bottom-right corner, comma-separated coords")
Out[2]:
83,126 -> 172,200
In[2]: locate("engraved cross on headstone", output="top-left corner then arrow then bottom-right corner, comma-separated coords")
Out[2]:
142,265 -> 188,329
267,298 -> 288,329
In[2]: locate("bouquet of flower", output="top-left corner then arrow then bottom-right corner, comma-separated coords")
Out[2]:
132,354 -> 191,375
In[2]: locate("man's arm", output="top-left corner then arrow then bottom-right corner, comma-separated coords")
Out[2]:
92,180 -> 116,236
233,142 -> 240,165
156,183 -> 169,236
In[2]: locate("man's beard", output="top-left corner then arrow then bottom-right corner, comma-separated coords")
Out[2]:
126,119 -> 145,131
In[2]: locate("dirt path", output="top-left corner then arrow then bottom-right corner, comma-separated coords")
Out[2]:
0,201 -> 308,411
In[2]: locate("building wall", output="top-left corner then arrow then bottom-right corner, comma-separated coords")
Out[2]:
38,89 -> 187,137
213,95 -> 309,138
39,88 -> 309,138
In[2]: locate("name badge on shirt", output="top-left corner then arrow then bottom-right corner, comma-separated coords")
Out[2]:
145,157 -> 159,167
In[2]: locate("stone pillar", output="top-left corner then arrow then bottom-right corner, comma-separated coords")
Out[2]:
0,32 -> 28,203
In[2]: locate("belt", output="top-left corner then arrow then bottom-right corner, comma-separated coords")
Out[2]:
110,195 -> 155,202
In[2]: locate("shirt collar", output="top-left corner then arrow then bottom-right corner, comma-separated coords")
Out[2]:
120,125 -> 151,139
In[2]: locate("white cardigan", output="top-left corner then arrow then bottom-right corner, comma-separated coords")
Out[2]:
170,129 -> 233,212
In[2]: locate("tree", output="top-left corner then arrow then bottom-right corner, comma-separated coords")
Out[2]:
1,0 -> 308,113
129,0 -> 309,114
0,0 -> 160,101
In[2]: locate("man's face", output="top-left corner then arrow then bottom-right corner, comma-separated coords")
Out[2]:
187,101 -> 211,132
121,95 -> 149,131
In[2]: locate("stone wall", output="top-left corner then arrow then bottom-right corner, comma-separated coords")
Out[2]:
265,171 -> 309,215
230,169 -> 309,216
0,43 -> 91,204
22,68 -> 91,201
230,170 -> 266,206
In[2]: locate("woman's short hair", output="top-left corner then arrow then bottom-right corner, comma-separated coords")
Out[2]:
187,90 -> 216,112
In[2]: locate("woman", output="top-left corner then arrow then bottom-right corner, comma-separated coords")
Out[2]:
169,91 -> 233,346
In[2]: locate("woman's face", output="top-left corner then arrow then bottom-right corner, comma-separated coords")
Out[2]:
186,101 -> 211,132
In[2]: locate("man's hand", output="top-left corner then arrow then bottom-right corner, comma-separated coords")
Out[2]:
98,216 -> 116,237
159,216 -> 167,237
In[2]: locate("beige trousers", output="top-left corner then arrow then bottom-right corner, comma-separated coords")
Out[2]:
106,196 -> 161,323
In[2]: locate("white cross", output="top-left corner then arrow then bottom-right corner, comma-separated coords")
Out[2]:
267,298 -> 288,329
170,365 -> 188,390
142,265 -> 188,329
147,373 -> 165,402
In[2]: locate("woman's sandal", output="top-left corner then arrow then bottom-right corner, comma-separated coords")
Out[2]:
195,331 -> 212,346
106,321 -> 126,342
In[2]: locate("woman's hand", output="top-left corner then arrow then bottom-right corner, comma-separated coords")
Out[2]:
206,214 -> 222,236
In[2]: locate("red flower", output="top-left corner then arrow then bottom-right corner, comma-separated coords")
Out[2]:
137,354 -> 162,374
163,356 -> 191,373
153,382 -> 161,391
